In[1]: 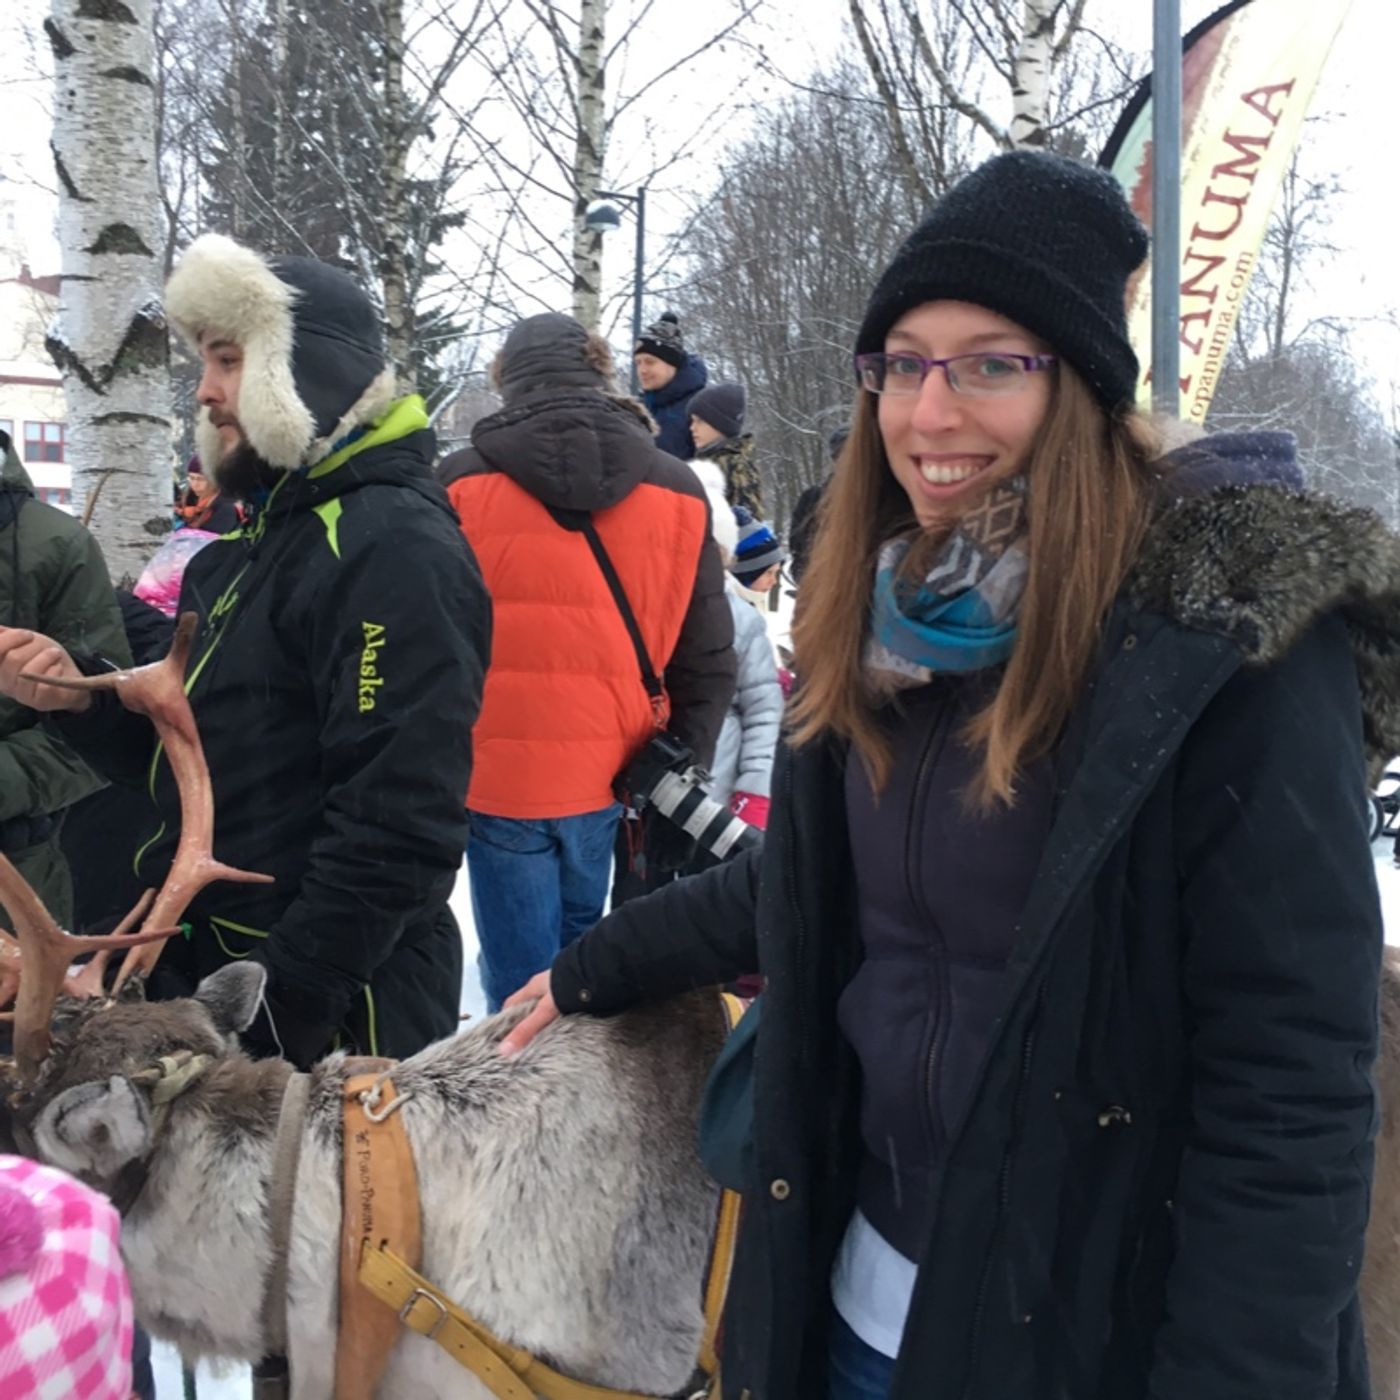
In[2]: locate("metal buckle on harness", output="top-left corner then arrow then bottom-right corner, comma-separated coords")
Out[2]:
399,1286 -> 450,1339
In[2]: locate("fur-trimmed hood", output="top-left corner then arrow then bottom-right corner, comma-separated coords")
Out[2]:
165,234 -> 394,471
1130,430 -> 1400,774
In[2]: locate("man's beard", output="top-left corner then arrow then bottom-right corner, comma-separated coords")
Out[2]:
213,437 -> 285,499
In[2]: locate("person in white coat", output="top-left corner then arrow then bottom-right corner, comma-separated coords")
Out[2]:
690,460 -> 784,832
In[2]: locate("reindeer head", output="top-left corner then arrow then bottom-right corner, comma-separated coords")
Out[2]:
10,962 -> 267,1191
0,614 -> 274,1186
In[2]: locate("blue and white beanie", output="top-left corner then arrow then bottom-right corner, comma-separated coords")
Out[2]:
731,509 -> 786,585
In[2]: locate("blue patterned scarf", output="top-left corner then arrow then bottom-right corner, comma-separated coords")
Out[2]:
865,479 -> 1029,693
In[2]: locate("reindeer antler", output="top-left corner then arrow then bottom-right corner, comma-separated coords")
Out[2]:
0,865 -> 178,1080
4,611 -> 274,1076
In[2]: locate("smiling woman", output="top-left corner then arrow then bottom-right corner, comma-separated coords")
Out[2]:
498,146 -> 1400,1400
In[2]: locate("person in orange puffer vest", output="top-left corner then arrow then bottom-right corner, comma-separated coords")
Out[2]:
438,312 -> 735,1010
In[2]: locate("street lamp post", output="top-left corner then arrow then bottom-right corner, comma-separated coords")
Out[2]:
585,186 -> 647,395
1152,0 -> 1182,417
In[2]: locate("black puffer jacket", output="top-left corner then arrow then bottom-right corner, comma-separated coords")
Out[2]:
55,401 -> 490,1067
552,438 -> 1398,1400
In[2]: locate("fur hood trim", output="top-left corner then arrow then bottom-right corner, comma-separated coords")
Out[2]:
304,366 -> 398,466
1130,482 -> 1400,774
689,459 -> 738,563
167,235 -> 316,470
605,392 -> 657,435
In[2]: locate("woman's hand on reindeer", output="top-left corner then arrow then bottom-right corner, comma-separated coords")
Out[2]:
0,627 -> 91,712
499,971 -> 559,1057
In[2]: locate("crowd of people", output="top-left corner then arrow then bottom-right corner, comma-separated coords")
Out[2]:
0,146 -> 1396,1400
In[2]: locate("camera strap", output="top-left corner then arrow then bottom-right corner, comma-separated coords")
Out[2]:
546,505 -> 668,729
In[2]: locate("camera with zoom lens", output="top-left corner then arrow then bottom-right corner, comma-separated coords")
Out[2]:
616,732 -> 762,865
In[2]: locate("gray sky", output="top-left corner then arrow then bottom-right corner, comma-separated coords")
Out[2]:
2,0 -> 1395,411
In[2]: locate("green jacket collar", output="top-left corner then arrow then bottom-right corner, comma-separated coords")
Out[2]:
308,395 -> 430,480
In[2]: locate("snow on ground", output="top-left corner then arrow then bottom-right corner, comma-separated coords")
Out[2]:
154,837 -> 1400,1398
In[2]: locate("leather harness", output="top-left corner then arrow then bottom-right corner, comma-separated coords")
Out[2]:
254,994 -> 746,1400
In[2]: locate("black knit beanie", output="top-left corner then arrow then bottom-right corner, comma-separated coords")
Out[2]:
635,311 -> 687,369
855,150 -> 1148,410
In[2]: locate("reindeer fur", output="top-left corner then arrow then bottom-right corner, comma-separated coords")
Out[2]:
19,964 -> 725,1399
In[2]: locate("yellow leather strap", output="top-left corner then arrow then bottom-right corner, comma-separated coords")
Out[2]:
358,1245 -> 667,1400
335,1067 -> 420,1400
700,993 -> 749,1378
699,1188 -> 741,1377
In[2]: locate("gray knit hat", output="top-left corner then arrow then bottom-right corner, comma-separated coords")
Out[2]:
688,382 -> 746,438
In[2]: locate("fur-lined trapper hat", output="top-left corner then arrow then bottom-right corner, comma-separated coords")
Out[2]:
165,234 -> 396,470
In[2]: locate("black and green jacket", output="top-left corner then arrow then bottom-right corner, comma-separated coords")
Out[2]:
0,432 -> 128,924
55,400 -> 490,1066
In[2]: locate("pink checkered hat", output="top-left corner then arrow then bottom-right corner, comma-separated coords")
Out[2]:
0,1154 -> 133,1400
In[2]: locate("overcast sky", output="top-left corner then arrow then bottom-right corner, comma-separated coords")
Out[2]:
2,0 -> 1394,413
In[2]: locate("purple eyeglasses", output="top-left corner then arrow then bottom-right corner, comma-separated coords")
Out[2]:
855,351 -> 1058,397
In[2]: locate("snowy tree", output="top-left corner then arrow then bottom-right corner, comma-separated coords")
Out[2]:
186,0 -> 491,396
477,0 -> 762,334
674,63 -> 925,521
45,0 -> 172,581
199,0 -> 384,261
846,0 -> 1127,201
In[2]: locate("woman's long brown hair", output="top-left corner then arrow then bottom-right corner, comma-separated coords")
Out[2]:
787,365 -> 1162,805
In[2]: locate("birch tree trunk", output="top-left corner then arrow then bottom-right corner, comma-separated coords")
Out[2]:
1009,0 -> 1058,148
570,0 -> 607,331
45,0 -> 172,584
269,0 -> 290,218
380,0 -> 415,386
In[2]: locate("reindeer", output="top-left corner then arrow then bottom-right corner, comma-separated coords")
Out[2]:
0,618 -> 729,1400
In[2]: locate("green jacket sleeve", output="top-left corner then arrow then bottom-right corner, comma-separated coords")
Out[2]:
0,514 -> 131,823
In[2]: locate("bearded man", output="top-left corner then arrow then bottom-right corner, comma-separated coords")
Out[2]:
0,235 -> 490,1067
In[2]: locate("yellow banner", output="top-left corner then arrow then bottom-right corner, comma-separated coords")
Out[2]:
1105,0 -> 1352,420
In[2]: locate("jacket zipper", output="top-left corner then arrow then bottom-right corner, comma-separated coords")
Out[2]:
136,474 -> 299,881
959,983 -> 1044,1399
906,694 -> 952,1155
782,753 -> 811,1067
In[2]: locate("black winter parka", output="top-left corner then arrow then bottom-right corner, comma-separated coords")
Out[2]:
55,403 -> 490,1067
553,465 -> 1399,1400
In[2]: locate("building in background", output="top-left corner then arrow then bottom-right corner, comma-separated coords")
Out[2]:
0,263 -> 69,512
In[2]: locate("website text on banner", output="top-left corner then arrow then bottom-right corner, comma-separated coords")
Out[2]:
1101,0 -> 1352,422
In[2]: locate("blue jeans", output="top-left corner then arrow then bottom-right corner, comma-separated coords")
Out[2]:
828,1312 -> 897,1400
467,805 -> 621,1011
